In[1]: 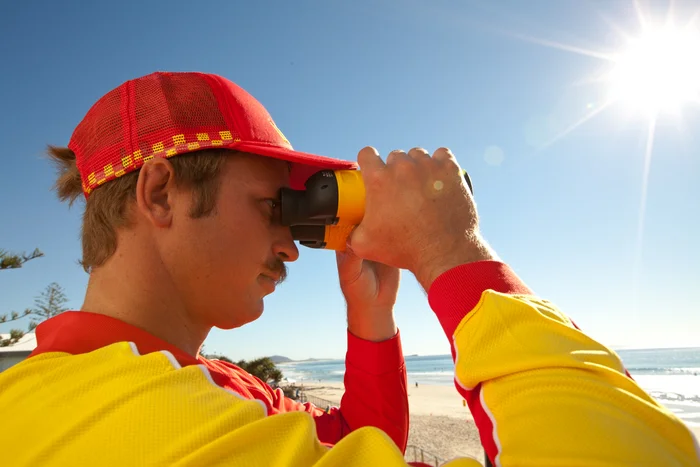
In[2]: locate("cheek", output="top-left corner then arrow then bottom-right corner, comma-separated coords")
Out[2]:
189,209 -> 269,279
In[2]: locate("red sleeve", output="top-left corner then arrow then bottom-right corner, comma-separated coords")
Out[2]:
202,331 -> 408,452
427,261 -> 532,345
276,329 -> 408,451
427,261 -> 700,466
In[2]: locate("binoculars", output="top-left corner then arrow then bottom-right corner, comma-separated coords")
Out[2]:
279,169 -> 473,251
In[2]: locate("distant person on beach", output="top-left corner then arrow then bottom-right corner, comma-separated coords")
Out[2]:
1,71 -> 698,466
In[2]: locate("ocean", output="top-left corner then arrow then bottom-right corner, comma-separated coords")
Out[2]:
279,347 -> 700,427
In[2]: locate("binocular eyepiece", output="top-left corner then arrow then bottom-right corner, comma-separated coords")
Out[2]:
280,171 -> 341,227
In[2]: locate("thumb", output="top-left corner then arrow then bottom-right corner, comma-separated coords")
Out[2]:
345,224 -> 371,261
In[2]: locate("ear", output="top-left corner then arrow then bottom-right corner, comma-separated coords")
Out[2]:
135,158 -> 177,228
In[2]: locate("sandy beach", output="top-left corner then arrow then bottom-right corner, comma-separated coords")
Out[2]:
302,382 -> 485,464
301,382 -> 700,465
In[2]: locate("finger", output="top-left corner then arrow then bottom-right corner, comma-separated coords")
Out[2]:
407,147 -> 430,162
374,261 -> 401,282
336,247 -> 364,283
357,146 -> 385,174
386,149 -> 410,166
432,147 -> 457,164
345,224 -> 373,263
433,147 -> 462,177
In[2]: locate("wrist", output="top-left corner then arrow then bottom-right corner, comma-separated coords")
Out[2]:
346,305 -> 397,342
414,235 -> 497,291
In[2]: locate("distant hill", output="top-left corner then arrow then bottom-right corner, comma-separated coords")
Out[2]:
268,355 -> 293,363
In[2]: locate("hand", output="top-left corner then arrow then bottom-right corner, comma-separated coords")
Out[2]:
336,247 -> 399,342
348,147 -> 496,291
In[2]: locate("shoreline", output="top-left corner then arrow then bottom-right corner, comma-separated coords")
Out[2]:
301,382 -> 483,463
299,382 -> 700,462
301,381 -> 472,419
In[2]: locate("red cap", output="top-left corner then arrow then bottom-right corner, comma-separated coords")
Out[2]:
68,71 -> 357,196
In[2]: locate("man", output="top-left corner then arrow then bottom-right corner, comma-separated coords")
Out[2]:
1,71 -> 408,461
0,71 -> 698,466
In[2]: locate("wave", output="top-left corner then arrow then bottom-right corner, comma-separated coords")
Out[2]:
648,391 -> 700,405
627,367 -> 700,376
407,371 -> 454,376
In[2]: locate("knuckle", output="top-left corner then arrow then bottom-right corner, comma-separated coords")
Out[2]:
386,149 -> 405,162
361,167 -> 383,187
409,147 -> 429,155
393,156 -> 415,173
433,147 -> 455,162
359,146 -> 379,157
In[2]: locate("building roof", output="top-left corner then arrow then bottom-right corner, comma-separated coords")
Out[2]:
0,332 -> 37,353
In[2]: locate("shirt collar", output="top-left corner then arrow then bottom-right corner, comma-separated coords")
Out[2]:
30,311 -> 200,367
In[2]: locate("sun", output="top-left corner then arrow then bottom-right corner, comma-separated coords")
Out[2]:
607,23 -> 700,115
500,2 -> 700,305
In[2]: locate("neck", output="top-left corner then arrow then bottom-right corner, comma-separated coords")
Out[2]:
81,241 -> 210,357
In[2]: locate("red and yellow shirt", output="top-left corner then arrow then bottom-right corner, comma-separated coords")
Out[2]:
1,261 -> 698,466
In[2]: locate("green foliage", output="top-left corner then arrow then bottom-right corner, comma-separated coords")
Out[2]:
1,282 -> 69,345
1,248 -> 59,335
202,353 -> 284,387
32,282 -> 69,321
0,248 -> 43,270
0,329 -> 26,347
236,357 -> 284,386
0,309 -> 31,324
1,283 -> 69,326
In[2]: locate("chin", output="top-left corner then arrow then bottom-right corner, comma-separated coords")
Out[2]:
215,299 -> 265,330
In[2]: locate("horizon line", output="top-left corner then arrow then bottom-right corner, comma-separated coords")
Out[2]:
274,345 -> 700,362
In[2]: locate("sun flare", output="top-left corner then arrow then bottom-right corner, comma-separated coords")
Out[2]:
607,23 -> 700,114
503,2 -> 700,297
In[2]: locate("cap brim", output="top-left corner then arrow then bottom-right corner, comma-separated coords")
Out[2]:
231,141 -> 358,189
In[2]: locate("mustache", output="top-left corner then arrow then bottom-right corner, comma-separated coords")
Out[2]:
265,258 -> 288,285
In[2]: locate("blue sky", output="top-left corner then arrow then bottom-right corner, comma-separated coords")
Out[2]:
1,0 -> 699,361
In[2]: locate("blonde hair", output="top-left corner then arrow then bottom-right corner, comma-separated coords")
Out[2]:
49,147 -> 233,272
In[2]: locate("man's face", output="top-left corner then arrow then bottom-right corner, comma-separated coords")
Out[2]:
163,154 -> 299,330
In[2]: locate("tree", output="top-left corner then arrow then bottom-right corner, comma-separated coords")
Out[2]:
29,282 -> 69,331
236,357 -> 284,387
0,283 -> 69,345
202,353 -> 284,387
0,247 -> 46,327
0,248 -> 43,270
0,329 -> 26,347
1,247 -> 46,346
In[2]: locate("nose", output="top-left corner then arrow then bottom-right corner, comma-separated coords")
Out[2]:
274,226 -> 300,263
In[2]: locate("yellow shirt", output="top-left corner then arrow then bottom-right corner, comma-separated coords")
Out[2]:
1,261 -> 698,466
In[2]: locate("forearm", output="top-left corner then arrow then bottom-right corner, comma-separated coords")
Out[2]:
290,329 -> 407,450
338,329 -> 408,450
428,261 -> 700,466
346,305 -> 397,342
